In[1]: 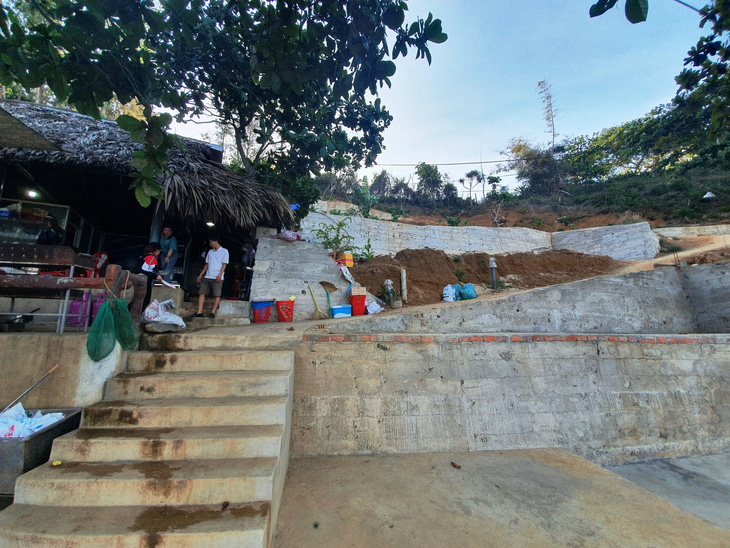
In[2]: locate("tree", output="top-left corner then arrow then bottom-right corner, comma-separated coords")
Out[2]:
537,80 -> 558,150
415,162 -> 444,200
501,138 -> 562,196
460,169 -> 482,202
350,178 -> 379,218
0,1 -> 447,206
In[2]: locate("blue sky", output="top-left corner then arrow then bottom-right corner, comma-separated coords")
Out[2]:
171,1 -> 709,194
358,0 -> 709,192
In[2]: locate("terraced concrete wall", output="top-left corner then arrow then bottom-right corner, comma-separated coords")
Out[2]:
299,214 -> 659,260
292,333 -> 730,465
552,222 -> 660,261
320,267 -> 697,335
680,262 -> 730,333
300,212 -> 551,256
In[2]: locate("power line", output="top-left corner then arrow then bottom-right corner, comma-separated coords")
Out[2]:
376,159 -> 505,167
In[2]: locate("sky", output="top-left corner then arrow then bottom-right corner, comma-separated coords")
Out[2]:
171,0 -> 710,195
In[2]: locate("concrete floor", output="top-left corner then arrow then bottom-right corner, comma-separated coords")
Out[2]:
274,449 -> 730,547
606,452 -> 730,529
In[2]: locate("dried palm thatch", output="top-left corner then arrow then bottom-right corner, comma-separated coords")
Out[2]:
0,100 -> 294,230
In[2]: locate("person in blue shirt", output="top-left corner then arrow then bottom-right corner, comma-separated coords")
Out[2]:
159,226 -> 178,282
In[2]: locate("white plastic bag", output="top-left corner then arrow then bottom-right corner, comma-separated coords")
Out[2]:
0,403 -> 64,438
142,299 -> 186,327
442,284 -> 456,302
366,300 -> 384,315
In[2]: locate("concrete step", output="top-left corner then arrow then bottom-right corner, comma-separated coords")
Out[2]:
105,371 -> 290,400
14,457 -> 278,507
83,397 -> 289,429
126,349 -> 294,373
139,331 -> 301,352
0,502 -> 270,547
184,315 -> 251,327
51,425 -> 284,462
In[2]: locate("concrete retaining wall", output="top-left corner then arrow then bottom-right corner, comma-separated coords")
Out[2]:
300,212 -> 552,257
654,224 -> 730,239
300,214 -> 659,260
0,334 -> 126,409
292,333 -> 730,465
679,262 -> 730,333
553,222 -> 660,260
249,228 -> 355,322
318,267 -> 697,335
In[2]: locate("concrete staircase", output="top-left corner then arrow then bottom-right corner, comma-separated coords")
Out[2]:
0,326 -> 295,547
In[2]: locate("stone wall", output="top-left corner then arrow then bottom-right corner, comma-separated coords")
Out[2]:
292,333 -> 730,465
317,267 -> 697,335
552,222 -> 660,260
299,213 -> 659,261
0,333 -> 126,409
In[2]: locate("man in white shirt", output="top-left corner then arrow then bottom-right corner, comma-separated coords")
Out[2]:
193,236 -> 229,319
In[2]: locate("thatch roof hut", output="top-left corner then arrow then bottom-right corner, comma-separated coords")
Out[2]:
0,100 -> 293,233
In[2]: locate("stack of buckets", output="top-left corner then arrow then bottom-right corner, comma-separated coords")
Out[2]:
350,287 -> 366,316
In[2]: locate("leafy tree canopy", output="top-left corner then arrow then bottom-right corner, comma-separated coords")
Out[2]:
0,0 -> 447,206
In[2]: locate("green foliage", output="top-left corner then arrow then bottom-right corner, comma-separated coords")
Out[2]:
445,215 -> 462,226
378,287 -> 401,303
350,181 -> 379,218
415,162 -> 444,200
353,237 -> 375,262
0,1 -> 447,206
313,217 -> 354,258
589,0 -> 647,24
660,238 -> 683,253
454,268 -> 465,282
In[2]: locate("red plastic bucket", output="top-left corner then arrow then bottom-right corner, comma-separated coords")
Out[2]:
251,300 -> 273,323
253,306 -> 271,323
276,300 -> 294,322
350,295 -> 366,316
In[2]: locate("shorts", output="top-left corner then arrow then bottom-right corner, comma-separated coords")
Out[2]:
199,278 -> 223,297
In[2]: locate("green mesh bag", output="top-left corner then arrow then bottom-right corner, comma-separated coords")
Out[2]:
112,297 -> 139,351
86,301 -> 116,361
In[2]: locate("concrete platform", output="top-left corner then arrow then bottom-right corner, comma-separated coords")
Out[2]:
606,452 -> 730,529
274,449 -> 730,547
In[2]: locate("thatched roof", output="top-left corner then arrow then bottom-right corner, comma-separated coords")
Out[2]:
0,100 -> 293,230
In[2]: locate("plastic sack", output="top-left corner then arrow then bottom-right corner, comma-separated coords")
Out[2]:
112,298 -> 139,350
86,301 -> 116,361
366,300 -> 384,314
0,403 -> 64,439
461,283 -> 477,300
452,284 -> 463,301
273,230 -> 304,242
442,285 -> 455,302
142,299 -> 186,327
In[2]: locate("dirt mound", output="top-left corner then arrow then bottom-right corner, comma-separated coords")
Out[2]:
350,249 -> 622,306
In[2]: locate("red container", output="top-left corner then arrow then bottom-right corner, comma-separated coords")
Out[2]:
350,295 -> 366,316
253,306 -> 271,323
276,300 -> 294,322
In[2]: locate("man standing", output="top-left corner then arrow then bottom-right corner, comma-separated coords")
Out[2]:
159,226 -> 178,283
194,236 -> 228,319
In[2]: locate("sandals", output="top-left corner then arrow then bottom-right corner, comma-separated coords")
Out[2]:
208,313 -> 216,319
